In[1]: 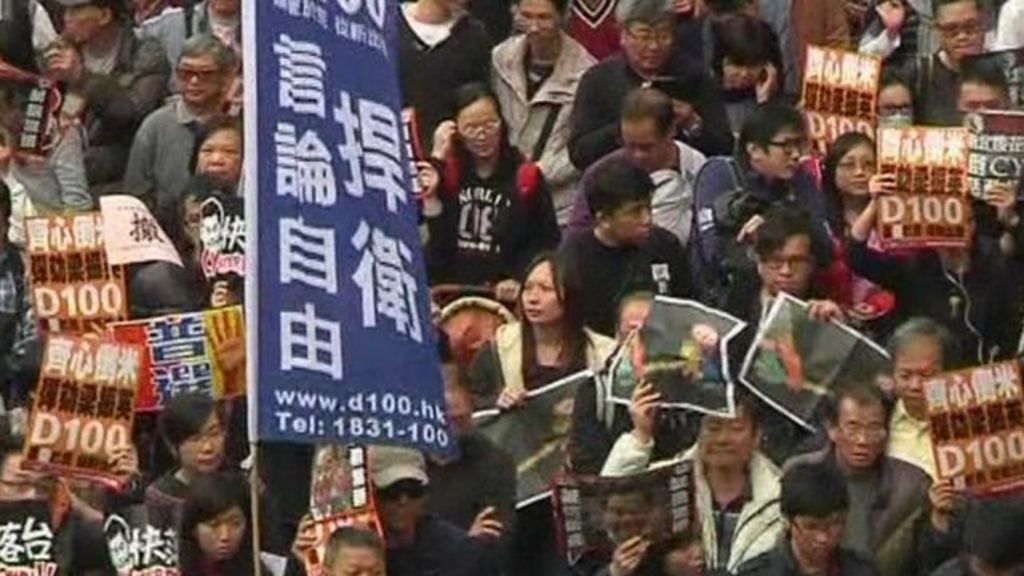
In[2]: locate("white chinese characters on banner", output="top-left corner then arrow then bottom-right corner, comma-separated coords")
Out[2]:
275,123 -> 338,206
0,516 -> 53,565
351,220 -> 423,343
334,91 -> 408,212
274,34 -> 327,118
281,302 -> 344,380
280,216 -> 339,294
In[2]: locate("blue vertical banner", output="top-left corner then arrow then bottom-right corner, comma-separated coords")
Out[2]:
243,0 -> 452,455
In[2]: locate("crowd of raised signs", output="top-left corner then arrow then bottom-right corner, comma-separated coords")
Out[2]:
2,0 -> 1024,574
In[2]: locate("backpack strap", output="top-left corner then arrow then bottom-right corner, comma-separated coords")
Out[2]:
184,0 -> 197,39
530,104 -> 563,162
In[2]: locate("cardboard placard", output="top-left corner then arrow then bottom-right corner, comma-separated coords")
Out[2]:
875,127 -> 971,249
25,213 -> 127,335
607,297 -> 746,417
104,506 -> 180,576
99,195 -> 183,267
0,500 -> 60,575
474,370 -> 593,507
966,111 -> 1024,200
24,335 -> 142,486
924,361 -> 1024,495
109,306 -> 245,411
739,293 -> 892,431
553,461 -> 695,565
801,46 -> 880,154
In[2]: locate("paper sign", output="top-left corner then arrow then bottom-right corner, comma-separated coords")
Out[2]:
474,370 -> 593,507
553,461 -> 694,565
0,500 -> 60,576
0,58 -> 63,157
104,506 -> 180,576
24,335 -> 142,486
198,194 -> 245,280
966,111 -> 1024,200
876,127 -> 971,249
739,293 -> 892,431
99,195 -> 183,267
109,306 -> 245,411
608,297 -> 746,417
801,46 -> 880,154
924,361 -> 1024,495
25,213 -> 128,334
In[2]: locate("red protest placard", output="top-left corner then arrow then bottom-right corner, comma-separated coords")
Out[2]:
25,213 -> 128,335
924,361 -> 1024,496
24,335 -> 142,487
801,46 -> 880,154
109,306 -> 246,411
875,126 -> 971,249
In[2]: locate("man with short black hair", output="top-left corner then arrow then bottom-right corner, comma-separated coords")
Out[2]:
559,156 -> 696,336
48,0 -> 170,188
568,0 -> 733,167
692,104 -> 832,303
785,385 -> 931,576
736,462 -> 879,576
929,499 -> 1024,576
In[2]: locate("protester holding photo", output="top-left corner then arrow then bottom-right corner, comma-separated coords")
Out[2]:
467,251 -> 616,410
735,462 -> 878,576
420,83 -> 560,294
847,168 -> 1024,365
784,384 -> 931,576
603,391 -> 783,574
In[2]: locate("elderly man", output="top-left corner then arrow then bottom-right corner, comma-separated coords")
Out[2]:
48,0 -> 169,189
785,385 -> 930,576
568,0 -> 733,168
125,35 -> 237,212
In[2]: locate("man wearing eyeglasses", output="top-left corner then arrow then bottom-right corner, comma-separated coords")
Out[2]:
736,462 -> 879,576
784,385 -> 931,576
124,34 -> 237,214
901,0 -> 989,127
568,0 -> 733,170
47,0 -> 170,189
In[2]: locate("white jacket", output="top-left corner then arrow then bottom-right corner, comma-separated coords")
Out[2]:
602,434 -> 783,572
491,33 -> 596,225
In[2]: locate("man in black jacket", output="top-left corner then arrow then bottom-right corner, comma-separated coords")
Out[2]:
567,0 -> 734,170
736,462 -> 879,576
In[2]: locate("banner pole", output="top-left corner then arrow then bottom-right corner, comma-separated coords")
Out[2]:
251,442 -> 263,576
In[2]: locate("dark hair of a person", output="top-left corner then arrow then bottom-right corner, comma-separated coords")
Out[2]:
879,67 -> 912,94
705,0 -> 755,14
821,132 -> 876,237
620,88 -> 676,138
159,392 -> 222,452
634,526 -> 702,575
710,13 -> 777,75
324,526 -> 385,569
822,383 -> 894,428
701,390 -> 761,431
737,104 -> 806,165
585,156 -> 655,218
515,0 -> 569,16
0,178 -> 10,222
451,82 -> 520,181
189,116 -> 244,177
752,206 -> 813,260
179,472 -> 256,575
781,462 -> 849,519
519,252 -> 590,383
932,0 -> 980,16
959,59 -> 1011,97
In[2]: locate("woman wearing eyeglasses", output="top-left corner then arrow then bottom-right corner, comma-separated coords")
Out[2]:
420,82 -> 560,302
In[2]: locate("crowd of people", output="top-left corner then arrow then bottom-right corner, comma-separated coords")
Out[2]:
1,0 -> 1024,574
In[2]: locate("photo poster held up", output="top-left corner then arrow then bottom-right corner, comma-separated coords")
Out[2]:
800,45 -> 880,155
304,445 -> 383,576
739,293 -> 892,431
924,361 -> 1024,496
607,296 -> 746,417
552,459 -> 695,566
474,370 -> 594,507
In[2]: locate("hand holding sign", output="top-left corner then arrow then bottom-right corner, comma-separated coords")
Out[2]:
629,381 -> 661,444
928,480 -> 958,533
610,536 -> 651,576
469,506 -> 504,539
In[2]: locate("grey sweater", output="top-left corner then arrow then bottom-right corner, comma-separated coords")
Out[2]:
124,98 -> 200,211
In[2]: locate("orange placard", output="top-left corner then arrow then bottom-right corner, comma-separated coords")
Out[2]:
924,361 -> 1024,495
24,335 -> 142,487
25,213 -> 128,335
801,46 -> 880,154
875,126 -> 971,249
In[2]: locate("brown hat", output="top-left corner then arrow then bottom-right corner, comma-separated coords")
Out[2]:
368,445 -> 429,489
